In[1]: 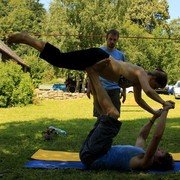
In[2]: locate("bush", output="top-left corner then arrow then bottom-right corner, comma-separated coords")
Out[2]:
0,61 -> 33,107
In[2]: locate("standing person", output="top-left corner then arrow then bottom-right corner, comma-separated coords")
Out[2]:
89,29 -> 126,119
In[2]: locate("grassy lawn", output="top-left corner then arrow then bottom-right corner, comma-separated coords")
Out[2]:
0,93 -> 179,179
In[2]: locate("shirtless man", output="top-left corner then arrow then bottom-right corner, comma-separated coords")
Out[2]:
7,32 -> 174,115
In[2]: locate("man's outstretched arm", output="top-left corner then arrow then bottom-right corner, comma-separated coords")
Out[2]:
135,113 -> 159,149
142,103 -> 174,168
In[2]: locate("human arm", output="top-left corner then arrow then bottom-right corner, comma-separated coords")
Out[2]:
136,70 -> 166,105
133,86 -> 161,115
86,79 -> 91,99
135,113 -> 159,149
142,107 -> 172,168
120,88 -> 126,103
132,103 -> 175,169
120,53 -> 126,103
134,69 -> 174,113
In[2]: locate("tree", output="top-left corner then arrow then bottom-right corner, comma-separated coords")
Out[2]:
125,0 -> 170,33
0,0 -> 48,87
42,0 -> 132,81
0,61 -> 33,107
60,0 -> 131,48
168,18 -> 180,83
1,0 -> 178,91
0,0 -> 46,40
119,20 -> 177,85
169,18 -> 180,39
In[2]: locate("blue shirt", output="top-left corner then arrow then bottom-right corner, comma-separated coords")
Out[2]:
99,47 -> 125,90
91,145 -> 145,171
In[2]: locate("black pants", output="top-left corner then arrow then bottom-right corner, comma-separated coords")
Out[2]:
40,43 -> 109,70
79,115 -> 122,167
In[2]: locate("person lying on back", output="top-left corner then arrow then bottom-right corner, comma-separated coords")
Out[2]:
80,68 -> 175,171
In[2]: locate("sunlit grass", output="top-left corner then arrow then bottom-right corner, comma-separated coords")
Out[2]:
0,93 -> 179,179
121,93 -> 180,120
0,94 -> 179,122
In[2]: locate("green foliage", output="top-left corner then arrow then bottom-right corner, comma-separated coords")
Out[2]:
168,18 -> 180,83
0,0 -> 179,87
0,0 -> 46,40
125,0 -> 170,32
24,53 -> 48,87
10,73 -> 34,106
0,61 -> 33,107
59,0 -> 131,48
170,18 -> 180,38
119,21 -> 178,84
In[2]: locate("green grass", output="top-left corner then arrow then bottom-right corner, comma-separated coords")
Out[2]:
0,94 -> 180,179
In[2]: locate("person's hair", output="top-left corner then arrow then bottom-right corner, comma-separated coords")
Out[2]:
147,68 -> 168,88
106,29 -> 119,39
151,152 -> 174,171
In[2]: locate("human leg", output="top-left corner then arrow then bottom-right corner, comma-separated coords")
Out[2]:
79,69 -> 121,167
80,115 -> 122,167
7,33 -> 109,70
93,89 -> 120,117
86,68 -> 120,119
7,32 -> 45,52
107,89 -> 121,113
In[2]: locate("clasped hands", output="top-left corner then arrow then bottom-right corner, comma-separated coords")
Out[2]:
153,100 -> 175,119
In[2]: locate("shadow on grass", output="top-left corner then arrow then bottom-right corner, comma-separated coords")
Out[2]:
0,118 -> 94,166
0,117 -> 179,171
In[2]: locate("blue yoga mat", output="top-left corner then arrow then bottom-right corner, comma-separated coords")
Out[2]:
24,160 -> 180,174
143,161 -> 180,174
25,160 -> 86,169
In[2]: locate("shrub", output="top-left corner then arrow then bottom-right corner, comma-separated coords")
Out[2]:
0,61 -> 33,107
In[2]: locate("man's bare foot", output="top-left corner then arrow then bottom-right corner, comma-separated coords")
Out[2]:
7,32 -> 29,45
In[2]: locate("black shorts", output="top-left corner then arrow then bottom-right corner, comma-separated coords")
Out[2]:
40,43 -> 109,70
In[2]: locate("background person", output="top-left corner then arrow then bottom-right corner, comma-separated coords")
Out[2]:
88,29 -> 126,120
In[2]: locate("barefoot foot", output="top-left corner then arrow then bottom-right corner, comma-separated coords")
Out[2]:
7,32 -> 29,45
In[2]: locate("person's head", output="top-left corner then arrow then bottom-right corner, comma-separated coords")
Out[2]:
151,149 -> 174,171
147,68 -> 168,89
106,29 -> 119,50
